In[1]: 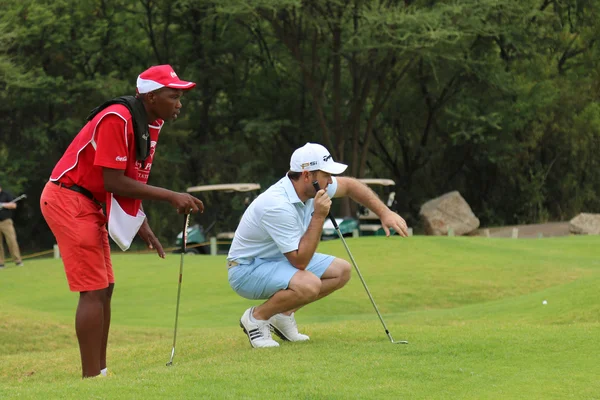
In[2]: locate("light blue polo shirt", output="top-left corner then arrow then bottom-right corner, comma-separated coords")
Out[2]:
227,175 -> 338,261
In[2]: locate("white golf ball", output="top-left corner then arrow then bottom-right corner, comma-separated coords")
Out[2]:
542,300 -> 547,305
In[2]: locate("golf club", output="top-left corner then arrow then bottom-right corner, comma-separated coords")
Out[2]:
166,213 -> 191,366
313,181 -> 408,344
0,194 -> 27,210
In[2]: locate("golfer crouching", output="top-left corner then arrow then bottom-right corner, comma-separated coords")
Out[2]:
226,143 -> 408,348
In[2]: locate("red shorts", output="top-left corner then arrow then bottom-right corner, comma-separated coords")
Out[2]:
40,182 -> 114,292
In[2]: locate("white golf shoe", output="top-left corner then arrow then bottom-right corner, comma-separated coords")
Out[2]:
269,312 -> 310,342
239,307 -> 279,348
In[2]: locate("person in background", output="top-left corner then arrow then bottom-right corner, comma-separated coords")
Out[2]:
0,184 -> 24,269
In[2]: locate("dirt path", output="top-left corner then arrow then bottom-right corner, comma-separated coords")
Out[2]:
470,222 -> 571,239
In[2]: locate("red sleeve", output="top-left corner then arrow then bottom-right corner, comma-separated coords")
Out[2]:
93,113 -> 132,170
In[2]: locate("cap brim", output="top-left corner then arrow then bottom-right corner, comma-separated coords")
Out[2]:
320,162 -> 348,175
166,80 -> 196,90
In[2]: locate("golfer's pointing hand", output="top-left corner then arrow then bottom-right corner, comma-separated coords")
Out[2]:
171,192 -> 204,214
381,211 -> 408,237
313,189 -> 332,219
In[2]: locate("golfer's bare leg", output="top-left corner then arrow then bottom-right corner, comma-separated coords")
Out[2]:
253,270 -> 321,320
76,288 -> 107,378
315,258 -> 351,300
285,258 -> 351,315
100,283 -> 114,371
253,258 -> 352,320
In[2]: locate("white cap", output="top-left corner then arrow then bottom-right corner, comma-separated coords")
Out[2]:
290,143 -> 348,175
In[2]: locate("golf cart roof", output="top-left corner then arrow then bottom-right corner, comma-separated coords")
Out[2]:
358,179 -> 395,186
186,183 -> 261,193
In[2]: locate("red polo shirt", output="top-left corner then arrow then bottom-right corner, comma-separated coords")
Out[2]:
50,104 -> 164,215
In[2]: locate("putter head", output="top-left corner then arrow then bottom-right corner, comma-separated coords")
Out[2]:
166,361 -> 173,367
387,331 -> 408,344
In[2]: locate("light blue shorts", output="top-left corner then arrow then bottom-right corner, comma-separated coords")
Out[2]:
228,253 -> 335,300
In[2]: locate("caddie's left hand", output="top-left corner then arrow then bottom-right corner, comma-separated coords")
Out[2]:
138,218 -> 166,258
380,211 -> 409,237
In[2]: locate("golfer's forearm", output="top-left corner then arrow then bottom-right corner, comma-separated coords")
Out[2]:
289,216 -> 326,270
1,203 -> 16,209
344,178 -> 388,217
103,171 -> 174,202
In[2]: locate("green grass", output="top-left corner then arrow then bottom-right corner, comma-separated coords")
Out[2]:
1,236 -> 599,399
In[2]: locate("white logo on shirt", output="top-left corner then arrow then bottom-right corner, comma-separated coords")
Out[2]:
116,156 -> 128,162
149,141 -> 157,158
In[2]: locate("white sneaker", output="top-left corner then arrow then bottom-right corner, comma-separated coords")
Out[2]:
269,312 -> 310,342
239,307 -> 279,348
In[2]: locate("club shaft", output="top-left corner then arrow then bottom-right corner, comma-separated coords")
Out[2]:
169,254 -> 185,360
335,227 -> 393,337
313,181 -> 405,343
167,214 -> 190,365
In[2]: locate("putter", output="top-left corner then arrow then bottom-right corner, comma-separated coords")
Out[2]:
313,181 -> 408,344
0,194 -> 27,210
166,213 -> 191,366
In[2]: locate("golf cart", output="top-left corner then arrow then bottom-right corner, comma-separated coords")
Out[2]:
174,183 -> 261,254
321,217 -> 360,240
356,179 -> 397,236
321,179 -> 396,240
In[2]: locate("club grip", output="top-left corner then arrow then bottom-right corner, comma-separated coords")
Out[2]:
312,181 -> 339,229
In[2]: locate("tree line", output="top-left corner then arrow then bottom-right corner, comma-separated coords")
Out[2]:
1,0 -> 599,252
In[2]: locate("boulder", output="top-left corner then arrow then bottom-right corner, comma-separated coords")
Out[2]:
419,191 -> 480,236
569,213 -> 600,235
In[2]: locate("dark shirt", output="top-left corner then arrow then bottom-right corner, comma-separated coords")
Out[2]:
0,190 -> 15,221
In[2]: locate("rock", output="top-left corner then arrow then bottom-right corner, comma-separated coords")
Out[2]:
419,191 -> 480,236
569,213 -> 600,235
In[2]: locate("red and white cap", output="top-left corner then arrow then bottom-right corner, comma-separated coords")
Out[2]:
136,65 -> 196,94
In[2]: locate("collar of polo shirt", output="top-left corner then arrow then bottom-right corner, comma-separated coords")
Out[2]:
282,176 -> 304,204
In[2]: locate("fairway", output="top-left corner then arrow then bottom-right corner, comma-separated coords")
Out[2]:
1,236 -> 599,399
